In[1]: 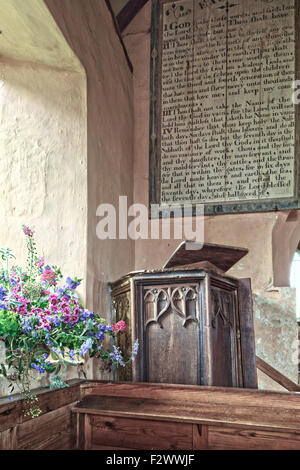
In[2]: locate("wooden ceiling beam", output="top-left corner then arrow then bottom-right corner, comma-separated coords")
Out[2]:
117,0 -> 150,32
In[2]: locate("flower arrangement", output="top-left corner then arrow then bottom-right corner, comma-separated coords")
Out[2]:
0,226 -> 138,418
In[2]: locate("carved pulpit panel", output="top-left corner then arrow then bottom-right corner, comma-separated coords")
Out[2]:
210,287 -> 241,387
143,285 -> 200,384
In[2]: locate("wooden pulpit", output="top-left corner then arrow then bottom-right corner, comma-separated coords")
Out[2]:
109,242 -> 257,389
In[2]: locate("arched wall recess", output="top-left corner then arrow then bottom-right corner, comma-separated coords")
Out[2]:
272,210 -> 300,287
0,0 -> 88,396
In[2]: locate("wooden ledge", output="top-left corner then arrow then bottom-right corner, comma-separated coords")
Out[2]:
74,382 -> 300,434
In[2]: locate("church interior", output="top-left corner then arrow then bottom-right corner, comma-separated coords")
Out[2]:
0,0 -> 300,452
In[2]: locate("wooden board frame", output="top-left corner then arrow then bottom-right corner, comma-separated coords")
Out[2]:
149,0 -> 300,217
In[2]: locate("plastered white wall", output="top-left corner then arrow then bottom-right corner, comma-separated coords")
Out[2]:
0,60 -> 87,396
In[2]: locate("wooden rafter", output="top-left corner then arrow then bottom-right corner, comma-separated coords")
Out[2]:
117,0 -> 150,32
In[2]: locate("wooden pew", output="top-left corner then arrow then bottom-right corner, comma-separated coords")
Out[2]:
74,381 -> 300,450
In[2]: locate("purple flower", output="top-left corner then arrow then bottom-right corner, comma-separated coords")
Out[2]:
22,225 -> 35,237
110,345 -> 126,367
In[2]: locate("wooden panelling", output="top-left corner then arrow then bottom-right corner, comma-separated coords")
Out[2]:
0,380 -> 82,450
0,427 -> 16,450
89,415 -> 193,450
81,381 -> 300,409
208,426 -> 300,451
1,380 -> 300,450
73,393 -> 300,433
92,444 -> 133,450
210,288 -> 240,387
0,380 -> 82,433
16,403 -> 77,450
146,306 -> 199,385
74,381 -> 300,450
238,279 -> 258,389
192,424 -> 208,450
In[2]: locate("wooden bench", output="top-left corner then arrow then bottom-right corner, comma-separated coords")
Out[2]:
73,381 -> 300,450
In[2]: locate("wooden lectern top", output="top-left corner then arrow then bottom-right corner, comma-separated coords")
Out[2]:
163,241 -> 249,273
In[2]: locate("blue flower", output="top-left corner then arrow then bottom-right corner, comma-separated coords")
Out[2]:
96,331 -> 104,341
31,363 -> 46,374
99,324 -> 112,332
31,354 -> 49,374
0,272 -> 9,283
51,346 -> 62,355
79,310 -> 94,320
0,286 -> 7,301
56,286 -> 70,298
52,316 -> 61,327
20,316 -> 35,333
131,339 -> 139,361
79,338 -> 93,357
65,277 -> 81,290
69,350 -> 76,362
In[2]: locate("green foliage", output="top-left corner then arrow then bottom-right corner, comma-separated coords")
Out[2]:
0,310 -> 20,339
0,247 -> 16,273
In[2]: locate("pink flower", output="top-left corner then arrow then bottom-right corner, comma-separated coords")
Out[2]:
23,225 -> 35,237
17,305 -> 28,315
111,320 -> 127,332
12,284 -> 21,294
35,257 -> 45,269
32,308 -> 43,315
37,318 -> 51,331
13,293 -> 30,315
49,295 -> 58,306
41,270 -> 56,282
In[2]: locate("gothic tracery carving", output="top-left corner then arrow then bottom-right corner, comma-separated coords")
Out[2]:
144,285 -> 199,328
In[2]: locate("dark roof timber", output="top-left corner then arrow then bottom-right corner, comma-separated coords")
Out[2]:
117,0 -> 150,32
105,0 -> 133,73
